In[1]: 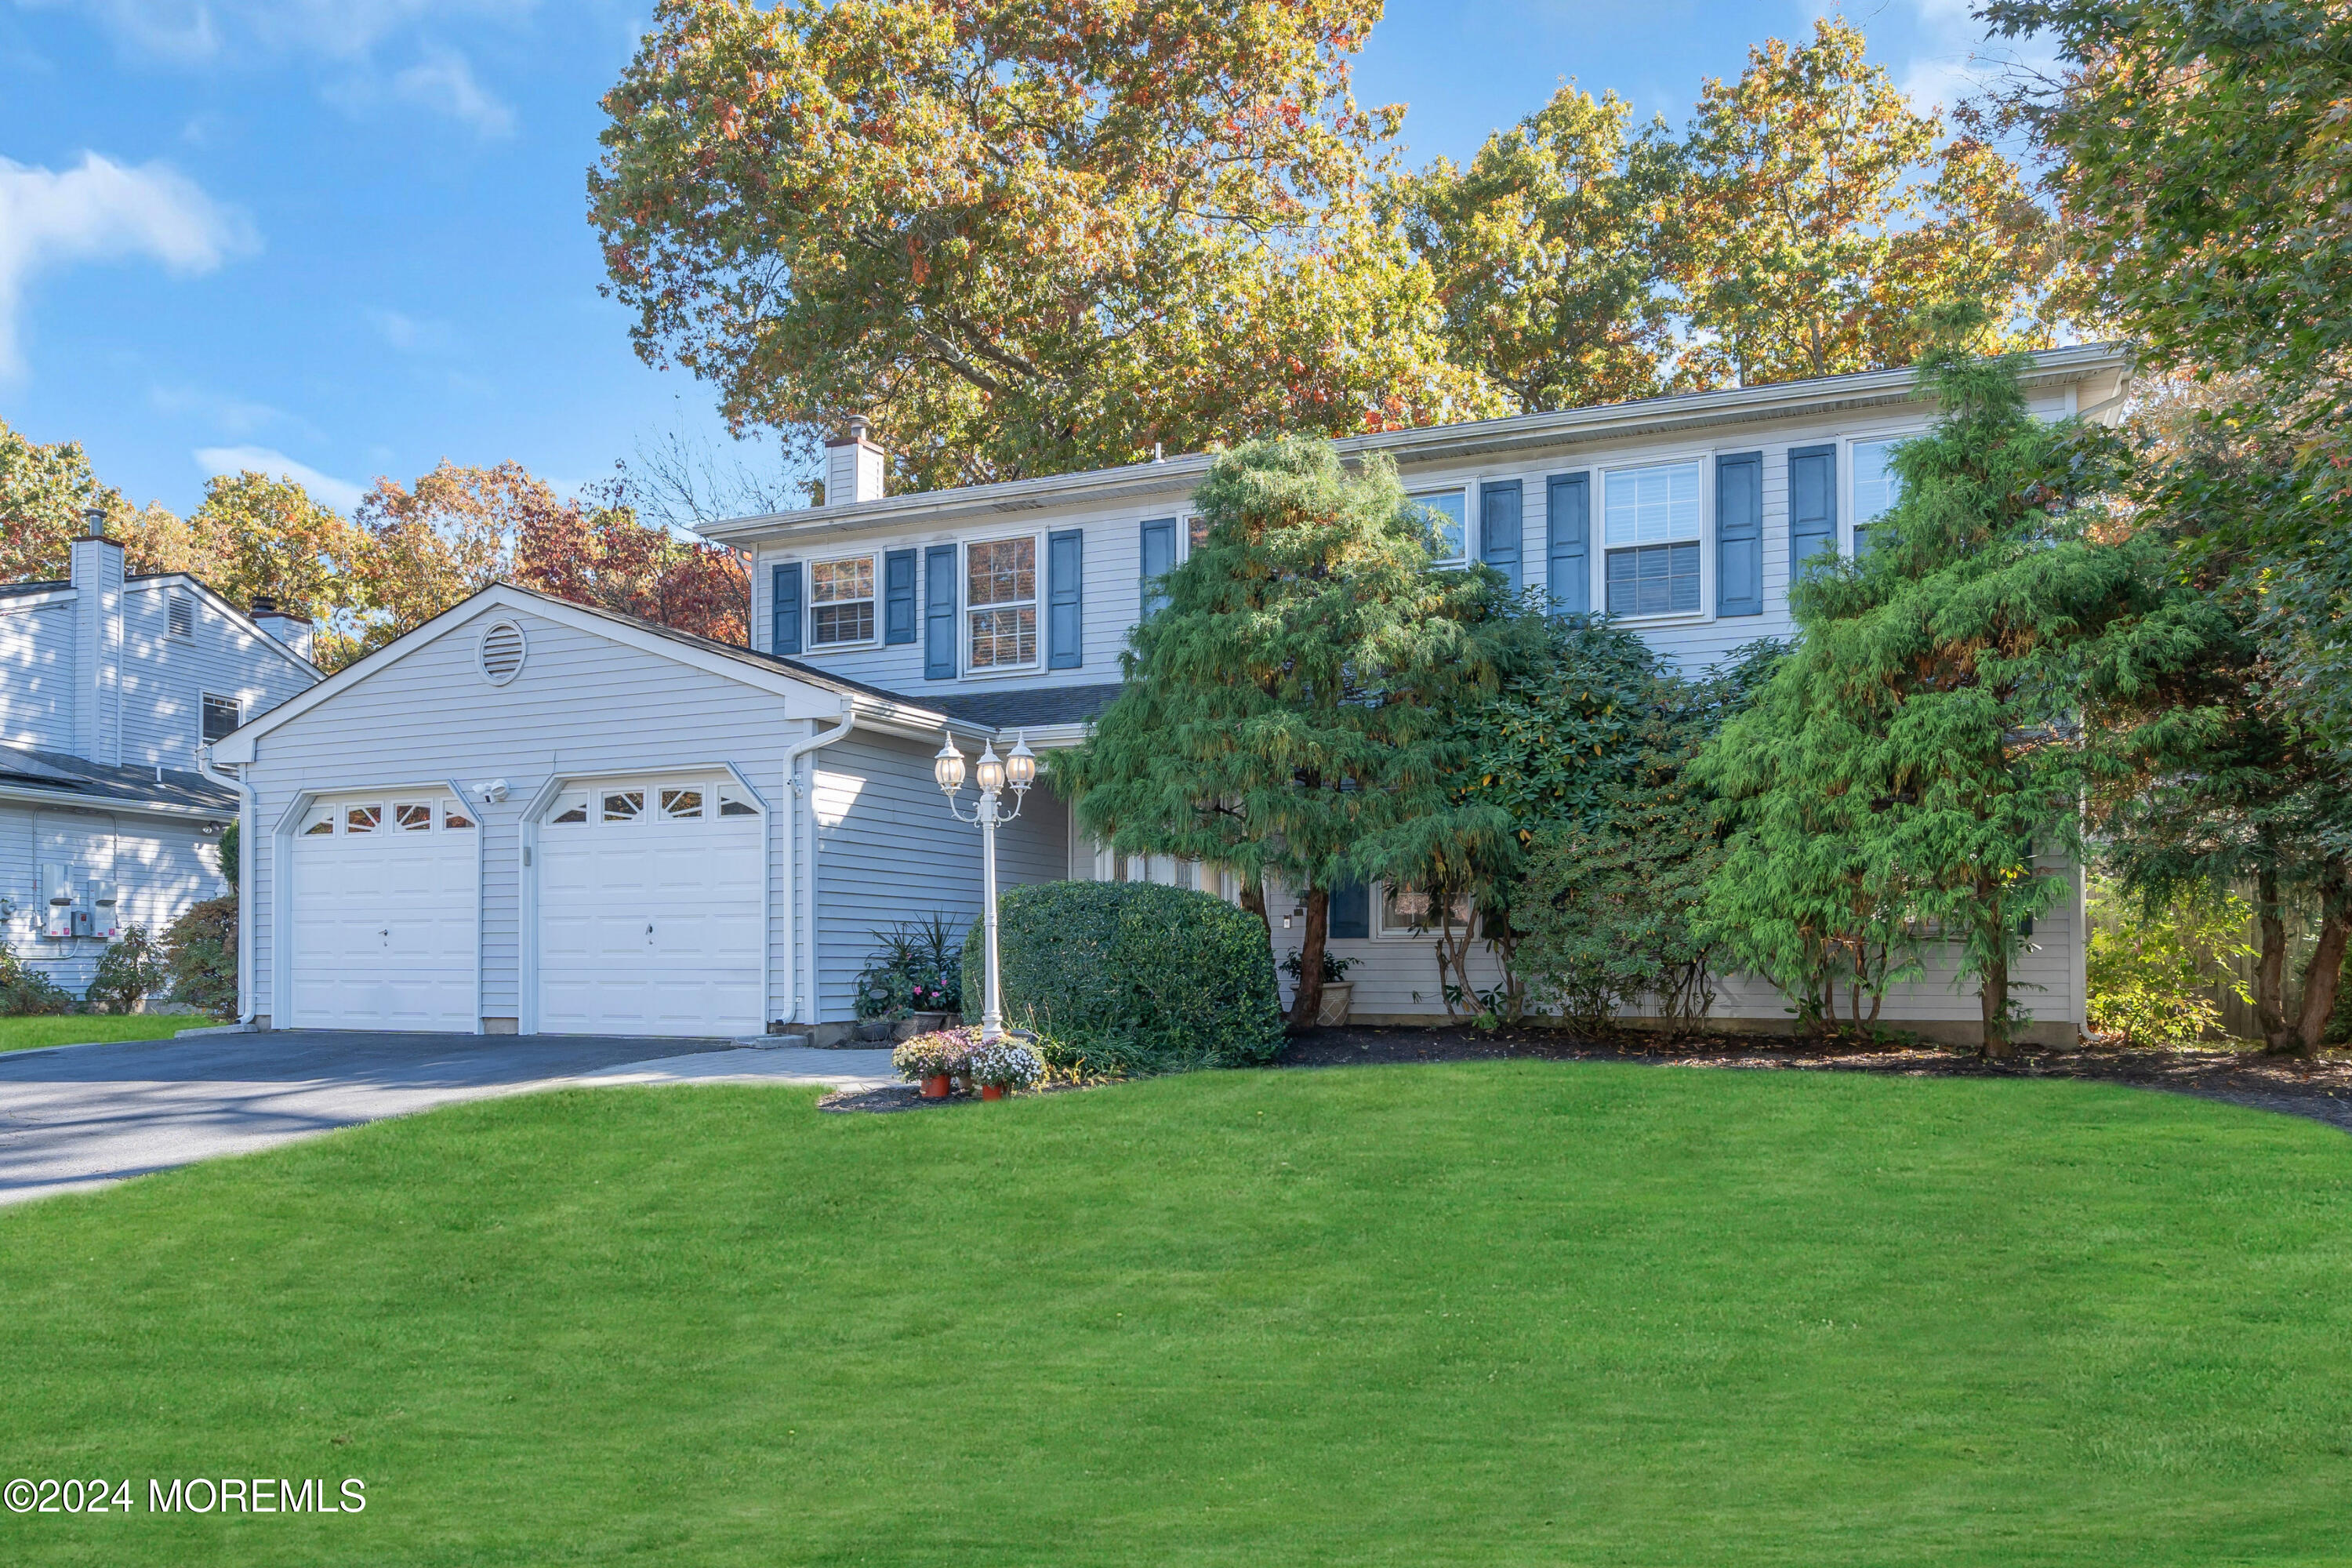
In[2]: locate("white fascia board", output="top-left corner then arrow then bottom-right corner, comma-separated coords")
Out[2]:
850,697 -> 994,745
1013,722 -> 1091,750
0,586 -> 77,612
214,583 -> 864,762
700,343 -> 2136,549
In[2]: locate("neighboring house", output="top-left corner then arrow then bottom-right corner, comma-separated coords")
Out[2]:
1,519 -> 320,996
214,345 -> 2128,1045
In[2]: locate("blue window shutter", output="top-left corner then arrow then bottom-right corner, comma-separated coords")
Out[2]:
1546,473 -> 1589,615
923,544 -> 956,681
771,561 -> 803,655
1327,880 -> 1370,940
1788,443 -> 1837,582
1140,517 -> 1177,615
1047,528 -> 1083,670
1479,480 -> 1523,591
1715,452 -> 1763,617
882,549 -> 917,645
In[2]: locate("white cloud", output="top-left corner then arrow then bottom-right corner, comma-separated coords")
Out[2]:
0,152 -> 256,376
194,445 -> 365,510
1898,0 -> 2060,112
392,48 -> 513,136
365,305 -> 457,353
149,382 -> 290,437
34,1 -> 532,64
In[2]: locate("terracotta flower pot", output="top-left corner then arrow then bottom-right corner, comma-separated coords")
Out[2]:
980,1083 -> 1006,1101
921,1074 -> 950,1099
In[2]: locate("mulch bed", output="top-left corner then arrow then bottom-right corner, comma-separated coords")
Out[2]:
1283,1025 -> 2352,1134
818,1025 -> 2352,1134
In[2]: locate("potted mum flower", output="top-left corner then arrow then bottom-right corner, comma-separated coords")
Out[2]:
893,1028 -> 978,1098
966,1038 -> 1044,1101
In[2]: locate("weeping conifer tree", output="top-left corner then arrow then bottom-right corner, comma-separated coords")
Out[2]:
1693,319 -> 2204,1054
1056,435 -> 1536,1026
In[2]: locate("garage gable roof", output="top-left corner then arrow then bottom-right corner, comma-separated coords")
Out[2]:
208,583 -> 980,764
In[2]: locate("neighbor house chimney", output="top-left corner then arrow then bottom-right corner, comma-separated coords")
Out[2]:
70,506 -> 124,766
249,595 -> 316,663
824,416 -> 885,506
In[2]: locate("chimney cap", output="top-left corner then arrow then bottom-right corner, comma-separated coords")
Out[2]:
826,415 -> 874,448
252,595 -> 278,614
82,506 -> 107,539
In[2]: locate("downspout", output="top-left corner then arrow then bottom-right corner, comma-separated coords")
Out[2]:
195,744 -> 256,1026
781,710 -> 855,1030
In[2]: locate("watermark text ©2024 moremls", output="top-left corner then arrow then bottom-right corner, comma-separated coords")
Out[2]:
6,1476 -> 365,1514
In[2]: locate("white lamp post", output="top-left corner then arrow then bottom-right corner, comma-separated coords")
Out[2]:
936,728 -> 1036,1042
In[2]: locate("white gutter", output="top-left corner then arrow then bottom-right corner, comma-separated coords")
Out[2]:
195,744 -> 256,1026
780,710 -> 856,1029
0,780 -> 233,820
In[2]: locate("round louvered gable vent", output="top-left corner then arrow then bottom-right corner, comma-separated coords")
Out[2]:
479,621 -> 527,685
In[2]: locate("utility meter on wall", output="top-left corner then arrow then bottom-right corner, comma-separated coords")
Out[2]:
41,863 -> 74,939
91,882 -> 120,940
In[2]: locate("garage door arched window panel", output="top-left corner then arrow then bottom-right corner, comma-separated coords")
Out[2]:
442,799 -> 475,829
535,770 -> 765,1037
301,806 -> 335,837
394,802 -> 433,832
344,804 -> 382,835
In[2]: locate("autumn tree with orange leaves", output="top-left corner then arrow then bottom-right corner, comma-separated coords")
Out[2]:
589,0 -> 1500,493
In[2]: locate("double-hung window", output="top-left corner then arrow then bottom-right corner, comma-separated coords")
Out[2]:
808,556 -> 876,647
1602,462 -> 1701,616
1850,440 -> 1904,557
201,692 -> 241,743
966,536 -> 1037,671
1407,488 -> 1468,567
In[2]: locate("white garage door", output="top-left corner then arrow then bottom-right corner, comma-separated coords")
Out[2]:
537,778 -> 764,1037
289,795 -> 479,1031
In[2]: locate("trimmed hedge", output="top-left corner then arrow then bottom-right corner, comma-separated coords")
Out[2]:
960,882 -> 1285,1076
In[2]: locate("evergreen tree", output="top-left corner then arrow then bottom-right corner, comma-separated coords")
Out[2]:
1693,332 -> 2204,1054
1057,436 -> 1534,1025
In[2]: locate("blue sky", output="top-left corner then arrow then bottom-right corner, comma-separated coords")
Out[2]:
0,0 -> 2020,520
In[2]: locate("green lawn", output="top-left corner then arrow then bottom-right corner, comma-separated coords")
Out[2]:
0,1014 -> 211,1053
4,1064 -> 2351,1566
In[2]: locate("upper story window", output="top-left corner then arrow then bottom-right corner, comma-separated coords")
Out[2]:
167,593 -> 193,640
808,555 -> 877,647
1602,462 -> 1701,616
1408,488 -> 1468,566
1851,439 -> 1905,557
966,535 -> 1037,670
201,692 -> 241,743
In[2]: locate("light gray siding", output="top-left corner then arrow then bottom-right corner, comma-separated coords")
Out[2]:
119,580 -> 315,771
239,606 -> 808,1026
0,601 -> 76,751
811,730 -> 1069,1019
1,800 -> 227,997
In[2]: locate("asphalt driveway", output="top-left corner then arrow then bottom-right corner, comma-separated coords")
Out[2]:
0,1029 -> 895,1207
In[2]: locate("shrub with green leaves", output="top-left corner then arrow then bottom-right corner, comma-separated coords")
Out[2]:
85,925 -> 171,1014
164,895 -> 238,1020
960,882 -> 1284,1077
2085,886 -> 2255,1047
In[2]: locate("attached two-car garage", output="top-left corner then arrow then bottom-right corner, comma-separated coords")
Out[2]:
285,771 -> 768,1039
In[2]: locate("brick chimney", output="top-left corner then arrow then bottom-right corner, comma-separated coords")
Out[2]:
824,416 -> 885,506
70,507 -> 124,766
250,595 -> 316,662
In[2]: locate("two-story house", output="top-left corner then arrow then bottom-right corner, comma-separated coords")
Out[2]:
2,515 -> 319,996
213,344 -> 2128,1044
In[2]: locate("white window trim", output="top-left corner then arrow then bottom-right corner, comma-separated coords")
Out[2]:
1372,880 -> 1475,940
805,550 -> 881,652
1843,430 -> 1921,557
199,690 -> 243,744
960,530 -> 1044,679
1594,455 -> 1715,625
1409,485 -> 1472,568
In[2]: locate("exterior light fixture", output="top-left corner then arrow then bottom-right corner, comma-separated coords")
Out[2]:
935,728 -> 1032,1043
